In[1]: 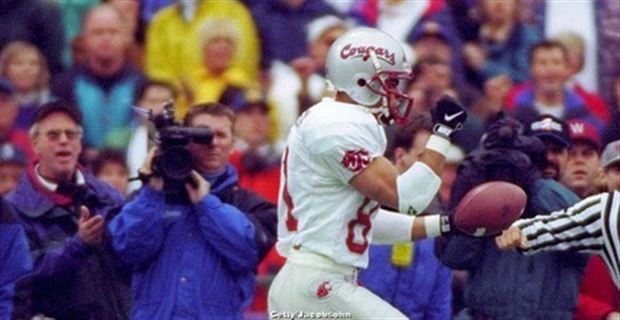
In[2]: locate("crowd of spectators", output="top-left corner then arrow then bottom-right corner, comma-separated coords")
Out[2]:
1,0 -> 619,319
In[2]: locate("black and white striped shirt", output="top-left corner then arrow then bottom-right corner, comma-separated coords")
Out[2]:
514,190 -> 620,288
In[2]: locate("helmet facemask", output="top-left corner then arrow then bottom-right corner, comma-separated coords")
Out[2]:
365,51 -> 413,125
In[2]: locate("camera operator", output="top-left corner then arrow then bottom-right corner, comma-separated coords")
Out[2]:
4,101 -> 131,319
109,103 -> 277,319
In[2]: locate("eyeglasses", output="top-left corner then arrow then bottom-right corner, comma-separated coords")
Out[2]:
41,129 -> 83,141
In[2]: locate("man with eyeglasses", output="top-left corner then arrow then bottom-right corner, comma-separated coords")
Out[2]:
5,101 -> 131,319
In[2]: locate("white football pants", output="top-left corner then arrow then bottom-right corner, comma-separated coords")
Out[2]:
268,249 -> 407,320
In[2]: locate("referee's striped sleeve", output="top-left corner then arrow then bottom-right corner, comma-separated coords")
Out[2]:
513,193 -> 609,255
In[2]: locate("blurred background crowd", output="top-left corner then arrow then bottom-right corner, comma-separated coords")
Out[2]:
1,0 -> 620,319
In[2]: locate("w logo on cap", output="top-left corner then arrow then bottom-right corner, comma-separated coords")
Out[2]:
566,119 -> 601,150
569,122 -> 585,135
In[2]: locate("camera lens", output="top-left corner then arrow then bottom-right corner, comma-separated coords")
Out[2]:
158,145 -> 193,180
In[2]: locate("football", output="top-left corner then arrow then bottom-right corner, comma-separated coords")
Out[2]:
454,181 -> 527,237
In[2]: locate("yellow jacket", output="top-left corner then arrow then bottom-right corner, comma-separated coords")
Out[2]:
145,1 -> 259,89
188,67 -> 254,107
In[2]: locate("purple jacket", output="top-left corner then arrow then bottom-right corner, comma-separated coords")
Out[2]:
5,170 -> 131,320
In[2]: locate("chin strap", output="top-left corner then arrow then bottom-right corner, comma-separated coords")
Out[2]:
367,50 -> 394,124
376,100 -> 393,125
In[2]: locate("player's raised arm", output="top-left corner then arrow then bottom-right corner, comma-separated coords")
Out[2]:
351,96 -> 467,216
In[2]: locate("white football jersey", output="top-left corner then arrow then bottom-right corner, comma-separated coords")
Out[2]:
276,97 -> 387,268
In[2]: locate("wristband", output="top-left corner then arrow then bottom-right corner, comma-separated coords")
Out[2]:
424,215 -> 442,238
425,134 -> 451,158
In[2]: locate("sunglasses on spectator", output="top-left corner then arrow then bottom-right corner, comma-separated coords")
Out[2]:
41,129 -> 83,141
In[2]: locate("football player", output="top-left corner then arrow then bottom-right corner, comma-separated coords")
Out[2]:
268,27 -> 467,318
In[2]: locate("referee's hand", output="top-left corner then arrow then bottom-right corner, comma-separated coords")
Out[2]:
495,226 -> 527,250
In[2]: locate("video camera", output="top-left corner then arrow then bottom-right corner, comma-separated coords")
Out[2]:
149,102 -> 213,203
57,180 -> 109,210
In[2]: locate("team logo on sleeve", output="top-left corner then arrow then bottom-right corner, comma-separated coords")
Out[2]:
341,149 -> 371,173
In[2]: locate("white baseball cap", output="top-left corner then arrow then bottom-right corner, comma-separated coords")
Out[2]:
601,140 -> 620,168
306,15 -> 350,44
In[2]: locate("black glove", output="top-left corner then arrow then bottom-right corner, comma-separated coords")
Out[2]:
431,96 -> 468,140
440,214 -> 455,235
439,214 -> 468,236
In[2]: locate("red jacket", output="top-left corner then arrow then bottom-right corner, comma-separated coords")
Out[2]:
575,256 -> 619,320
230,150 -> 280,203
231,149 -> 283,314
4,129 -> 35,162
573,83 -> 611,126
